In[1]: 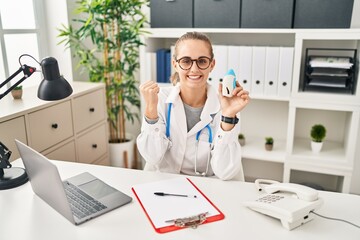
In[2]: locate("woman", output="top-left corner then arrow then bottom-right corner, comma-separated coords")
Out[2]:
137,32 -> 250,180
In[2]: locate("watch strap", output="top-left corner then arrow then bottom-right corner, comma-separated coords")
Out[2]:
221,115 -> 239,124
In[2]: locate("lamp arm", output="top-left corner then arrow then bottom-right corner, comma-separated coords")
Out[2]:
0,65 -> 36,100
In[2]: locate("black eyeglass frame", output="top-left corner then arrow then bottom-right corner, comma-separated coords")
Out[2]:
175,56 -> 213,70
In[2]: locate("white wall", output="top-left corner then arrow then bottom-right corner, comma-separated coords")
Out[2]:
43,0 -> 73,82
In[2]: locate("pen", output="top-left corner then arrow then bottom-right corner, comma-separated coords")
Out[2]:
154,192 -> 197,198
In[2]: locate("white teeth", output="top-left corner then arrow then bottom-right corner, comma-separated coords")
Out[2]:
188,75 -> 201,80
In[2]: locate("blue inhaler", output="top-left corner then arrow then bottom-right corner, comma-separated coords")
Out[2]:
222,69 -> 237,97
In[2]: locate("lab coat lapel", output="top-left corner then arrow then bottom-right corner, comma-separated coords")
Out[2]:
165,84 -> 187,142
188,84 -> 220,136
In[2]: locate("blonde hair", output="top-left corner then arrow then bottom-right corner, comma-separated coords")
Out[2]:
170,32 -> 214,85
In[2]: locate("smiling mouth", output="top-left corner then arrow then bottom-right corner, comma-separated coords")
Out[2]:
187,75 -> 202,80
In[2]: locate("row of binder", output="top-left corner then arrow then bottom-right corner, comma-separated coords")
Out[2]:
210,45 -> 294,98
146,45 -> 294,98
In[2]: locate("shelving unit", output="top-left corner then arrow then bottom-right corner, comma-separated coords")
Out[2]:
139,28 -> 360,193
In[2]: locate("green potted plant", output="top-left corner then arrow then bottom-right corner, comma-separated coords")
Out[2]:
11,85 -> 23,99
265,137 -> 274,151
58,0 -> 149,168
310,124 -> 326,153
238,133 -> 245,146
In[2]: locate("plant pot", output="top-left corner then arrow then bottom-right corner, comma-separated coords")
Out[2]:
11,89 -> 23,99
239,138 -> 245,146
109,133 -> 136,168
311,141 -> 323,154
265,143 -> 273,151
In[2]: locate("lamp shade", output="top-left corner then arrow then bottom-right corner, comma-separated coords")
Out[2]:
37,57 -> 73,101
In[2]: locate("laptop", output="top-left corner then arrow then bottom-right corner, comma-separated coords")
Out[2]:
15,139 -> 132,225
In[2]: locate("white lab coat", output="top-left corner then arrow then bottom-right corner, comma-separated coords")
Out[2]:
137,83 -> 244,181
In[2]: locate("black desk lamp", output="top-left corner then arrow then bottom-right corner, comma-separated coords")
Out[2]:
0,54 -> 73,190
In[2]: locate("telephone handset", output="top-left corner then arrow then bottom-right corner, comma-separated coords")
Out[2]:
243,179 -> 323,230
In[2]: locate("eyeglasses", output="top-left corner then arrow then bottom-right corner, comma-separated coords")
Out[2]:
175,57 -> 212,70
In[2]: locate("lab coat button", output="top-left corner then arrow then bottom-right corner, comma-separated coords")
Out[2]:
155,128 -> 159,132
217,135 -> 222,139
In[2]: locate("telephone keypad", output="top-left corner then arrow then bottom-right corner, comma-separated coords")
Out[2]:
256,194 -> 284,204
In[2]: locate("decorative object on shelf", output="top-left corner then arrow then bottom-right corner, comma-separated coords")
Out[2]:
310,124 -> 326,154
58,0 -> 148,168
303,48 -> 357,94
265,137 -> 274,151
11,85 -> 23,99
238,133 -> 246,146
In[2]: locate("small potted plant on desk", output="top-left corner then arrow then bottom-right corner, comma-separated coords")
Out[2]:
265,137 -> 274,151
310,124 -> 326,154
238,133 -> 245,146
11,85 -> 23,99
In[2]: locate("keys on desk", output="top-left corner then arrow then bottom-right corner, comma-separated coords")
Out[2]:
64,182 -> 107,219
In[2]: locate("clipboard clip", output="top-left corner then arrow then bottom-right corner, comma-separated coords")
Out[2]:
165,212 -> 208,229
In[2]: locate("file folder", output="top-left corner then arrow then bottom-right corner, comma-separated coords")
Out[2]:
239,46 -> 253,92
132,177 -> 225,233
209,45 -> 228,87
145,52 -> 157,82
251,47 -> 266,95
277,47 -> 294,97
227,46 -> 241,79
264,47 -> 280,96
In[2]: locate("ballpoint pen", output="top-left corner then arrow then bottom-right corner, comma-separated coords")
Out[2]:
154,192 -> 197,198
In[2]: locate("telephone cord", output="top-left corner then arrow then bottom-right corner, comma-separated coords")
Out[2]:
311,211 -> 360,229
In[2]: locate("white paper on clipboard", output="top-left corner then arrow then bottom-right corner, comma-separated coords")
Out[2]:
132,177 -> 223,230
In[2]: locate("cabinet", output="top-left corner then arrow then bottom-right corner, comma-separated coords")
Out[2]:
0,82 -> 109,166
139,28 -> 360,193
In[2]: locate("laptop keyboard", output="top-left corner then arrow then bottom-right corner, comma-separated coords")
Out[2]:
64,182 -> 107,219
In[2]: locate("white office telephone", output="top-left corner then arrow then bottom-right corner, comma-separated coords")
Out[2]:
243,179 -> 323,230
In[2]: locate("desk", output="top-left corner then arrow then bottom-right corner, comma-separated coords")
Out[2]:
1,160 -> 359,240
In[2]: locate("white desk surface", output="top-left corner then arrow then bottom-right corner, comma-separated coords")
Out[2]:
1,159 -> 359,240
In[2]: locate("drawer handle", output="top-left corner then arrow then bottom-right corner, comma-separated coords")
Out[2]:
89,107 -> 95,112
92,144 -> 98,149
51,123 -> 58,129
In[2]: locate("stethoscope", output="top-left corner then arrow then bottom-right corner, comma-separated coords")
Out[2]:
166,103 -> 213,176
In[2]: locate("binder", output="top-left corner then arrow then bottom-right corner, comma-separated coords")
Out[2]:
251,46 -> 266,95
264,47 -> 280,96
209,45 -> 228,87
165,51 -> 171,83
227,45 -> 241,79
145,52 -> 157,82
132,177 -> 225,233
277,47 -> 294,97
156,48 -> 170,83
239,46 -> 252,92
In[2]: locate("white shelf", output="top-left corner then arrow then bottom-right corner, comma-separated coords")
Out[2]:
291,138 -> 347,165
241,137 -> 286,163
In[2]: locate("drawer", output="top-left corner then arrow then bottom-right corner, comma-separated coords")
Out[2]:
293,0 -> 354,28
28,101 -> 73,152
241,0 -> 294,28
93,155 -> 110,166
150,0 -> 193,28
73,89 -> 106,133
194,0 -> 240,28
45,141 -> 76,162
0,116 -> 27,161
77,124 -> 108,164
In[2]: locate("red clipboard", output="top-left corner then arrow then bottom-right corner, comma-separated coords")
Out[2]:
132,177 -> 225,233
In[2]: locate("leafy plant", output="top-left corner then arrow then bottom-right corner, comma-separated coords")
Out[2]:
311,124 -> 326,142
265,137 -> 274,145
13,85 -> 23,90
58,0 -> 149,143
238,133 -> 245,140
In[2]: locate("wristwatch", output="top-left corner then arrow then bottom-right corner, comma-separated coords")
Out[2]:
221,115 -> 239,124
